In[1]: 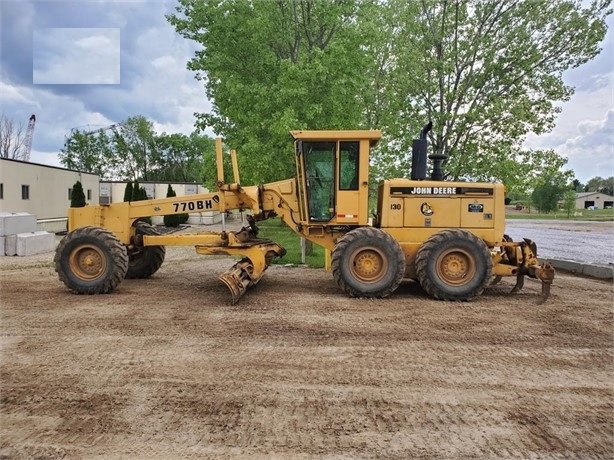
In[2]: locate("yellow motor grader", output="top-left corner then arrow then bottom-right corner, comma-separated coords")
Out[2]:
55,125 -> 554,304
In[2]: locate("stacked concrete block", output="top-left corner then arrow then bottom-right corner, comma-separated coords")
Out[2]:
0,212 -> 56,256
0,212 -> 37,236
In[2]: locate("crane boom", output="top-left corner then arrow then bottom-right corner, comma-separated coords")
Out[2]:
19,114 -> 36,161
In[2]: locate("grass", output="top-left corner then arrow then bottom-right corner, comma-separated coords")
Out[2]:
256,218 -> 326,268
505,207 -> 614,221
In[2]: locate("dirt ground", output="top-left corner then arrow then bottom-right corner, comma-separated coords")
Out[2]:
1,237 -> 613,459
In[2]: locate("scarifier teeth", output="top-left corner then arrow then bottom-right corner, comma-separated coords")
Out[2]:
537,262 -> 555,304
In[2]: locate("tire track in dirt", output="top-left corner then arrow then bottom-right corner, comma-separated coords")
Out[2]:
1,253 -> 612,458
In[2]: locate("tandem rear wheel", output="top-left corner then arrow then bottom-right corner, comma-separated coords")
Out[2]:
415,229 -> 493,301
332,227 -> 406,298
126,222 -> 166,279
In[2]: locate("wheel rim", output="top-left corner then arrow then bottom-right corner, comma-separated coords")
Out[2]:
436,248 -> 476,286
349,246 -> 388,283
69,244 -> 107,281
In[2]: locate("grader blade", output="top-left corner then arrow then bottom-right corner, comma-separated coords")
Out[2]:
205,237 -> 286,305
219,258 -> 256,305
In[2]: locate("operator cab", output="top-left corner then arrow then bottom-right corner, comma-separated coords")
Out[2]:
292,130 -> 381,227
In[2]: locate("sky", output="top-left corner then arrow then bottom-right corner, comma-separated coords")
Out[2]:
1,0 -> 612,184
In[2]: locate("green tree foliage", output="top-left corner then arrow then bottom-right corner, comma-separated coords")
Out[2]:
109,116 -> 159,181
531,175 -> 566,213
168,0 -> 610,192
130,180 -> 152,224
168,0 -> 374,184
562,189 -> 577,217
585,176 -> 614,195
370,0 -> 610,187
163,184 -> 189,227
123,181 -> 134,202
70,181 -> 86,208
59,129 -> 113,178
60,116 -> 215,184
153,132 -> 215,183
572,179 -> 584,192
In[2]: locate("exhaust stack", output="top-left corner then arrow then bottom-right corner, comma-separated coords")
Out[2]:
410,121 -> 432,180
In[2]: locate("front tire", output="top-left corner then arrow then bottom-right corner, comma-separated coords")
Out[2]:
125,222 -> 165,279
54,226 -> 128,294
332,227 -> 405,298
415,229 -> 492,301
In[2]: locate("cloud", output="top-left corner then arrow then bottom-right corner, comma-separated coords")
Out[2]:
546,109 -> 614,182
524,13 -> 614,183
0,0 -> 206,165
33,28 -> 121,84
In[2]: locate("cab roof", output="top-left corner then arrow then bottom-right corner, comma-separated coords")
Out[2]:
290,130 -> 382,143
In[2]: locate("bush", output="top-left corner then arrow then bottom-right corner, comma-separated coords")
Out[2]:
123,181 -> 133,202
70,181 -> 86,207
130,180 -> 151,225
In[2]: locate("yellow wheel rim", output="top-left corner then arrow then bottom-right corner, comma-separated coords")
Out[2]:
436,248 -> 476,286
350,247 -> 388,283
69,244 -> 107,281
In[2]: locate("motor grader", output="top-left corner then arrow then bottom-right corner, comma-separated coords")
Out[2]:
55,125 -> 554,304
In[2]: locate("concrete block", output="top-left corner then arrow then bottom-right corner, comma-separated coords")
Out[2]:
15,231 -> 56,256
5,234 -> 17,256
582,264 -> 614,280
188,212 -> 223,225
549,259 -> 583,274
0,236 -> 4,256
0,212 -> 37,236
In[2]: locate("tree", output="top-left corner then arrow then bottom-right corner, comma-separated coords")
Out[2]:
123,181 -> 134,202
585,176 -> 614,196
571,179 -> 584,192
60,116 -> 215,184
371,0 -> 610,186
59,129 -> 113,178
562,189 -> 577,217
110,115 -> 159,181
130,180 -> 152,224
70,181 -> 86,208
163,184 -> 189,227
531,175 -> 566,213
168,0 -> 374,184
131,180 -> 142,202
153,132 -> 214,183
169,0 -> 609,190
0,113 -> 27,159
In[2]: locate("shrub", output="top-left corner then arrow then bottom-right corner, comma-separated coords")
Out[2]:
70,181 -> 86,207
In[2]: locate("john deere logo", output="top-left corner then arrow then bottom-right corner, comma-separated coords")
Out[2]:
421,202 -> 433,216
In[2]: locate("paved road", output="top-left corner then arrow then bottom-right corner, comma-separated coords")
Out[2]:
505,220 -> 614,265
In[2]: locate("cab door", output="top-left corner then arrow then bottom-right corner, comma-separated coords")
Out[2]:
335,141 -> 360,224
300,141 -> 336,222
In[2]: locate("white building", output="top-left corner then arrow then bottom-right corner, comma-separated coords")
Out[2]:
0,158 -> 222,232
0,158 -> 99,232
575,192 -> 614,210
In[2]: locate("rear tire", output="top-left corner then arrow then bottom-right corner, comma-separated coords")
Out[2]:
415,229 -> 492,301
54,226 -> 128,294
125,222 -> 165,279
332,227 -> 405,298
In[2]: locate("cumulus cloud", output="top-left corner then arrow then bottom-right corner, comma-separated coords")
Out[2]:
33,28 -> 120,84
524,14 -> 614,183
0,0 -> 206,165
